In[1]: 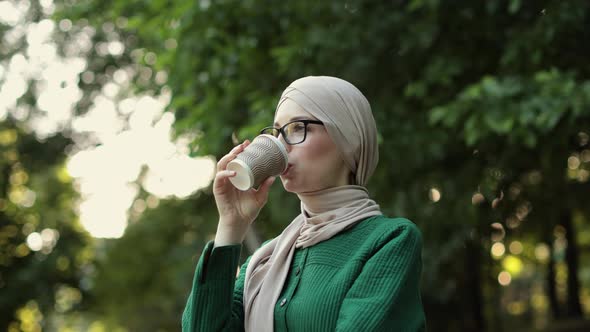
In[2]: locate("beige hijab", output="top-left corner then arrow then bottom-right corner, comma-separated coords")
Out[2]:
243,76 -> 382,332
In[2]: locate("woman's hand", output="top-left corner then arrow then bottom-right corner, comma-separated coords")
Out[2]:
213,139 -> 277,244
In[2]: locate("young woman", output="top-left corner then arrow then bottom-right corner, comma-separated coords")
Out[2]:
182,76 -> 426,331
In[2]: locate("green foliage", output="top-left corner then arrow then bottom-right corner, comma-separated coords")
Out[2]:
0,120 -> 93,330
430,70 -> 590,148
87,194 -> 217,330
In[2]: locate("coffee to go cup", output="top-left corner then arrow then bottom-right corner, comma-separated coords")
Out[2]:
227,134 -> 288,191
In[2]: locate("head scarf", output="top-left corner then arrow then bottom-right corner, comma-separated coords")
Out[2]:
243,76 -> 382,331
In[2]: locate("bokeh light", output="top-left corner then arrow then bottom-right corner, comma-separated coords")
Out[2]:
534,243 -> 550,263
568,155 -> 581,170
26,232 -> 43,251
471,192 -> 485,205
509,241 -> 523,255
490,222 -> 505,242
491,242 -> 506,259
502,255 -> 524,276
428,187 -> 441,202
498,271 -> 512,286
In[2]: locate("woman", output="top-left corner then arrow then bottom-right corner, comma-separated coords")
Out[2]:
182,76 -> 426,331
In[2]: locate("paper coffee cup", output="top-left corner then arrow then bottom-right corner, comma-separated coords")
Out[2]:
227,134 -> 288,191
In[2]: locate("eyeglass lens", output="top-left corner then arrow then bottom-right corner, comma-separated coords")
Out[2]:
262,121 -> 306,144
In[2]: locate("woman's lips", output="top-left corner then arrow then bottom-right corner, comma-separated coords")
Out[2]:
281,164 -> 292,176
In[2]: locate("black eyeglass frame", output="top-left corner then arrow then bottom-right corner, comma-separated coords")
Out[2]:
259,119 -> 324,145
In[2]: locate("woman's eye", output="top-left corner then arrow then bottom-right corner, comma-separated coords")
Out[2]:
294,125 -> 305,131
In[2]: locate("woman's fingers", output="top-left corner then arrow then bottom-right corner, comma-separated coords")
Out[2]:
254,176 -> 276,204
216,139 -> 250,172
216,145 -> 243,171
214,170 -> 237,184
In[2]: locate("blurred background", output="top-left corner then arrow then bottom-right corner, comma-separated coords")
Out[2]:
1,0 -> 589,331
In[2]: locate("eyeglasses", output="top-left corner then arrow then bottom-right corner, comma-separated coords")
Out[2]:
259,119 -> 324,145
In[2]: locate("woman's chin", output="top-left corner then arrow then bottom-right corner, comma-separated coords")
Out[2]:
279,178 -> 297,193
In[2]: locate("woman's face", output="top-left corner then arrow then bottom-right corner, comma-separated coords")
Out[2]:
274,99 -> 350,193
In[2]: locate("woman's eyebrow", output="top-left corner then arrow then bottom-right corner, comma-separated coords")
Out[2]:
273,116 -> 312,127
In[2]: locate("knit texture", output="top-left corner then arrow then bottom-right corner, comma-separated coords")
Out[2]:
182,215 -> 426,331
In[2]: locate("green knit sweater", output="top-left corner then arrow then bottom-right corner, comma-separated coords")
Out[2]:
182,215 -> 426,331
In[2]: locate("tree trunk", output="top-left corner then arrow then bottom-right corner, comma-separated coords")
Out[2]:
465,237 -> 486,332
562,210 -> 583,317
547,238 -> 561,319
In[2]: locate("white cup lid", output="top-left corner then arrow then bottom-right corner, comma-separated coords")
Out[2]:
227,158 -> 254,191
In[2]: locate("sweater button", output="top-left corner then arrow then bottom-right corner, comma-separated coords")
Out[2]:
280,298 -> 287,307
295,266 -> 301,276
